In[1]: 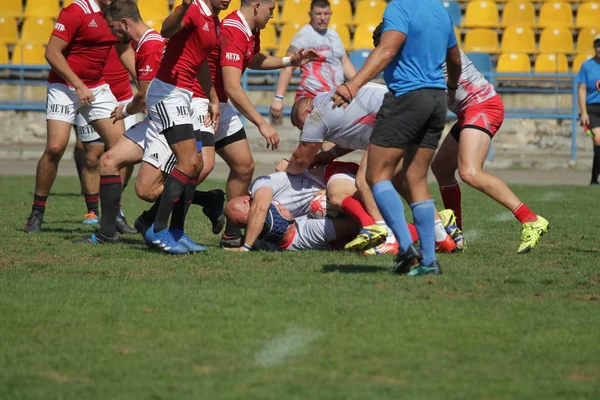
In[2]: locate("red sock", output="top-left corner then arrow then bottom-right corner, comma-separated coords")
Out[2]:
440,183 -> 462,229
407,223 -> 419,242
341,196 -> 375,227
512,203 -> 537,224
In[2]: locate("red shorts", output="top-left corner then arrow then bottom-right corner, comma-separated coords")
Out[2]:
450,94 -> 504,142
324,161 -> 359,183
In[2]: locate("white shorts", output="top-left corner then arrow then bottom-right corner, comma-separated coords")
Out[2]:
142,120 -> 177,173
76,97 -> 137,143
124,117 -> 150,150
191,98 -> 244,144
285,216 -> 337,251
146,78 -> 194,134
47,83 -> 117,125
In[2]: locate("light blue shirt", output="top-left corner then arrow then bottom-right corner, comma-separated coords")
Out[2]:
382,0 -> 457,97
577,58 -> 600,104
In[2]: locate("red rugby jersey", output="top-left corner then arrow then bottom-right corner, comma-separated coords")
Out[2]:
134,29 -> 165,83
104,47 -> 132,101
155,0 -> 220,92
48,0 -> 117,88
193,10 -> 261,102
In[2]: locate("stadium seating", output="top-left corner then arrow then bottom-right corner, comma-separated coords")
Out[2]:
137,0 -> 170,23
11,43 -> 46,65
442,1 -> 462,26
354,1 -> 386,26
500,26 -> 536,53
349,49 -> 370,71
280,0 -> 311,25
145,19 -> 164,31
576,27 -> 600,54
20,18 -> 55,45
24,0 -> 60,18
328,23 -> 351,49
454,26 -> 461,47
260,23 -> 277,51
534,53 -> 569,73
539,27 -> 573,53
463,28 -> 499,53
352,23 -> 377,50
466,52 -> 493,75
537,2 -> 572,28
228,0 -> 241,13
62,0 -> 76,6
0,17 -> 18,44
277,23 -> 303,56
329,0 -> 353,26
501,1 -> 535,27
0,45 -> 8,64
575,2 -> 600,28
573,53 -> 592,73
496,52 -> 531,73
463,1 -> 499,28
2,0 -> 23,18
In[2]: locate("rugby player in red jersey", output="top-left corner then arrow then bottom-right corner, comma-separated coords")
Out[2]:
25,0 -> 135,233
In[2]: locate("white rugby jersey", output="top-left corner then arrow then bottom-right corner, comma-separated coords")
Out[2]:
249,172 -> 325,217
444,50 -> 497,114
290,25 -> 346,98
300,82 -> 388,150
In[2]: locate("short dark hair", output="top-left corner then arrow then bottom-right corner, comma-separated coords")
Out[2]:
310,0 -> 330,11
103,0 -> 142,23
241,0 -> 275,6
290,97 -> 312,127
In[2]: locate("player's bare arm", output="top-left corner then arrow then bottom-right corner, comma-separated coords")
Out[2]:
222,65 -> 280,150
309,145 -> 354,168
115,43 -> 137,80
243,187 -> 274,249
45,35 -> 94,104
331,30 -> 405,109
161,0 -> 192,38
445,45 -> 461,104
286,141 -> 322,175
197,60 -> 220,132
249,48 -> 320,70
269,46 -> 297,119
111,80 -> 150,122
341,53 -> 357,80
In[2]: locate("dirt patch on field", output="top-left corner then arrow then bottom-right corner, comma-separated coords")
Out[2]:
38,369 -> 92,384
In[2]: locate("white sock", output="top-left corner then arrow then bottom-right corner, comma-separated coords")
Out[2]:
434,219 -> 448,242
376,220 -> 396,244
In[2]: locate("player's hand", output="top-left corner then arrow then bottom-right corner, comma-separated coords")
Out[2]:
309,150 -> 336,168
259,122 -> 280,151
581,113 -> 590,126
290,48 -> 322,66
206,101 -> 220,132
270,98 -> 284,120
276,158 -> 289,172
447,88 -> 456,106
111,104 -> 126,123
314,189 -> 326,197
330,82 -> 358,109
75,85 -> 95,105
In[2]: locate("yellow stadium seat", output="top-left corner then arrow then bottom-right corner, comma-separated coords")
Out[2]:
354,1 -> 386,26
260,23 -> 277,51
454,26 -> 461,47
24,0 -> 60,18
328,23 -> 351,49
280,0 -> 311,25
228,0 -> 241,12
538,2 -> 572,28
463,1 -> 499,28
463,28 -> 499,53
573,53 -> 592,73
1,0 -> 23,18
496,52 -> 531,73
11,43 -> 46,65
137,0 -> 170,22
500,26 -> 536,53
353,23 -> 377,49
577,27 -> 600,54
575,2 -> 600,28
277,23 -> 303,56
329,0 -> 352,26
62,0 -> 76,6
0,44 -> 8,63
539,27 -> 573,53
534,53 -> 569,73
501,1 -> 535,27
145,19 -> 164,31
21,18 -> 55,45
0,17 -> 18,44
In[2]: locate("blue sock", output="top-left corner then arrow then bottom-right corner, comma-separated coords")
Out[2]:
411,199 -> 436,265
372,180 -> 413,253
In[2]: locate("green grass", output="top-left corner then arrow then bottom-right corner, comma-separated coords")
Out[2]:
1,175 -> 599,399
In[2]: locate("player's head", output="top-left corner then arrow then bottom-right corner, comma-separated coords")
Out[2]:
103,0 -> 142,43
594,35 -> 600,58
309,0 -> 331,33
224,195 -> 252,227
290,97 -> 314,130
97,0 -> 113,11
372,22 -> 383,48
209,0 -> 232,13
242,0 -> 277,30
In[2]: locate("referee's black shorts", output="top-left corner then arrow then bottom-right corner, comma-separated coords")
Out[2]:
370,88 -> 447,149
587,103 -> 600,129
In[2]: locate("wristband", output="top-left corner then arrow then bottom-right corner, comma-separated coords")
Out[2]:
121,102 -> 131,118
274,94 -> 284,101
282,56 -> 292,67
447,84 -> 458,90
242,243 -> 252,251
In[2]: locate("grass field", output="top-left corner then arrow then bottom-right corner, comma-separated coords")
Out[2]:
1,175 -> 599,399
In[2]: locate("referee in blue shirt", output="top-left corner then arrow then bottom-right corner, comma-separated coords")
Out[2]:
577,34 -> 600,185
331,0 -> 461,276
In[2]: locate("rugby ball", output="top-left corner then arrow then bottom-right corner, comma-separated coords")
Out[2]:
308,194 -> 339,219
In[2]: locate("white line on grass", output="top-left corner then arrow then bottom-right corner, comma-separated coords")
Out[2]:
491,212 -> 514,222
537,191 -> 563,202
463,229 -> 480,243
253,327 -> 323,368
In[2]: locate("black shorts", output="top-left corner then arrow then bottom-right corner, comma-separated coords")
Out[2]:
215,128 -> 247,151
370,89 -> 447,149
587,104 -> 600,129
196,130 -> 215,147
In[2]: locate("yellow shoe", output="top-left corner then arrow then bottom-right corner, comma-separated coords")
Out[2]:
439,209 -> 464,250
344,224 -> 387,251
517,215 -> 549,254
363,241 -> 399,255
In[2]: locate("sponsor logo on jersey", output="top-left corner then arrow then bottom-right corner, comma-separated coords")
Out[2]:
138,65 -> 153,76
54,22 -> 66,32
225,52 -> 241,62
88,19 -> 98,28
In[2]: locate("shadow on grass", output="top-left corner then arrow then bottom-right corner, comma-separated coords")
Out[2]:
322,264 -> 390,274
17,227 -> 79,234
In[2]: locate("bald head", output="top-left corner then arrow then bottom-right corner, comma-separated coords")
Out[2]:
290,97 -> 314,130
224,195 -> 252,227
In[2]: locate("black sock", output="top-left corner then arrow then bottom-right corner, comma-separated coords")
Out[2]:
192,190 -> 216,208
170,178 -> 198,231
74,146 -> 85,186
223,219 -> 242,238
154,168 -> 188,232
142,195 -> 161,224
84,193 -> 99,215
32,194 -> 47,213
98,175 -> 122,236
592,145 -> 600,184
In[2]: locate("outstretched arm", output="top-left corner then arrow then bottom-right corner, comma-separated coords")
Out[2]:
243,187 -> 274,249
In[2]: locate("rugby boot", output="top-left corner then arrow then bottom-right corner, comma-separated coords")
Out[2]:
220,233 -> 243,248
116,210 -> 137,234
344,224 -> 387,251
73,231 -> 120,244
407,260 -> 443,277
145,225 -> 189,255
82,211 -> 99,225
517,215 -> 549,254
363,241 -> 399,255
170,229 -> 207,253
435,235 -> 457,253
202,189 -> 226,234
392,243 -> 423,274
24,210 -> 44,233
439,209 -> 464,250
